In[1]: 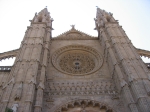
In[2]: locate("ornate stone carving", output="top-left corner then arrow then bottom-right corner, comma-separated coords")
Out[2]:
53,27 -> 97,40
54,99 -> 116,112
0,7 -> 150,112
52,45 -> 103,76
44,80 -> 117,97
59,51 -> 95,75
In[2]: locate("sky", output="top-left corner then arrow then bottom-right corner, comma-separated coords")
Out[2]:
0,0 -> 150,65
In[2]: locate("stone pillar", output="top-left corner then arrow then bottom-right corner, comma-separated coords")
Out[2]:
0,78 -> 14,111
24,79 -> 36,112
34,27 -> 51,112
34,83 -> 44,112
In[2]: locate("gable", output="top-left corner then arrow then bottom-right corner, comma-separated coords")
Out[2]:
52,27 -> 98,40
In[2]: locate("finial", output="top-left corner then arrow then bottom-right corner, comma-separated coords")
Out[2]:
45,6 -> 47,8
96,6 -> 99,8
70,25 -> 75,29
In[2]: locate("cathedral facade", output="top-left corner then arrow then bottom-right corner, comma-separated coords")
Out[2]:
0,8 -> 150,112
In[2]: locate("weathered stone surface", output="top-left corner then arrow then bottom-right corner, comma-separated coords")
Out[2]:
0,7 -> 150,112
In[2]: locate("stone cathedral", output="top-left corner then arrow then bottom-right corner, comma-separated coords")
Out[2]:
0,7 -> 150,112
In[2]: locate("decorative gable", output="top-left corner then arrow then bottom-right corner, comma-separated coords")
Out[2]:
53,27 -> 98,40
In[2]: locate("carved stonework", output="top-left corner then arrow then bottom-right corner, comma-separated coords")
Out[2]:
44,79 -> 117,98
54,99 -> 116,112
59,51 -> 95,75
0,7 -> 150,112
52,45 -> 103,76
53,27 -> 97,40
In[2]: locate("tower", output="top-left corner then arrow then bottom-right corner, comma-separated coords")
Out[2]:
94,7 -> 150,112
0,8 -> 53,112
0,7 -> 150,112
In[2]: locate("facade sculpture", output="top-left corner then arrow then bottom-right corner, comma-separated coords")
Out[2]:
11,103 -> 19,112
0,7 -> 150,112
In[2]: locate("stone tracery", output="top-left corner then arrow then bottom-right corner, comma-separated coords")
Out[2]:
59,51 -> 95,75
52,45 -> 103,76
0,7 -> 150,112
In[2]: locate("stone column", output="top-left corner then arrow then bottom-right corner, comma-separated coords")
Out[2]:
34,82 -> 44,112
0,78 -> 14,112
24,79 -> 36,112
34,28 -> 51,112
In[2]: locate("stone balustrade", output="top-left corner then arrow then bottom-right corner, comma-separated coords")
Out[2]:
0,63 -> 149,72
0,66 -> 11,72
146,63 -> 150,69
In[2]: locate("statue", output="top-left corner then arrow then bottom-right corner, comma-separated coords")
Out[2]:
70,25 -> 75,29
11,104 -> 19,112
34,13 -> 38,22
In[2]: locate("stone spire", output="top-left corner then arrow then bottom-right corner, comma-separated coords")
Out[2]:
96,7 -> 150,112
95,7 -> 116,29
32,8 -> 53,28
0,8 -> 53,112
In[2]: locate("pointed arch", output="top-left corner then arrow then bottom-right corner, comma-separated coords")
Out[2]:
54,99 -> 117,112
23,47 -> 31,60
25,64 -> 34,82
31,47 -> 39,60
16,68 -> 24,82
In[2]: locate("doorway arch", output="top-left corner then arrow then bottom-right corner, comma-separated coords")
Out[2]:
54,99 -> 116,112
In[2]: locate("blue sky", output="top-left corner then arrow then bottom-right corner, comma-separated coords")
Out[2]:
0,0 -> 150,65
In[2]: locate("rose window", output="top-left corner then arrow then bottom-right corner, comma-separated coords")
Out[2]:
59,52 -> 95,74
52,45 -> 103,76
